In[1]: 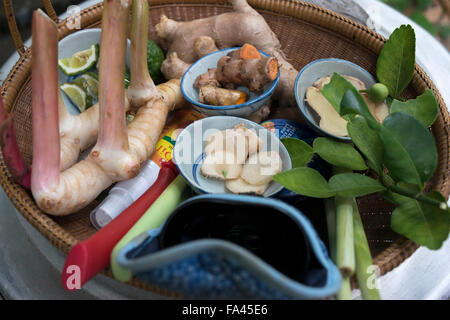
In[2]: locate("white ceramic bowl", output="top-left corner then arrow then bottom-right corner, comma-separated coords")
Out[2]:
181,47 -> 280,117
295,58 -> 376,141
58,28 -> 131,115
173,116 -> 292,197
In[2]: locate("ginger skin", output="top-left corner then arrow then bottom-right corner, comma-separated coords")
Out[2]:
156,0 -> 299,110
160,36 -> 218,80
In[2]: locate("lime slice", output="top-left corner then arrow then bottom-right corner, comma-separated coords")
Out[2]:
58,44 -> 99,76
73,73 -> 99,98
60,83 -> 92,112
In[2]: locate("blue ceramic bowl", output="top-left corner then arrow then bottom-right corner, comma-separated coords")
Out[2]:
181,47 -> 280,117
172,116 -> 292,197
58,28 -> 131,115
294,58 -> 376,141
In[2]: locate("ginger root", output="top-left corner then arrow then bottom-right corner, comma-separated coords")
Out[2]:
160,36 -> 218,80
160,52 -> 192,80
30,1 -> 185,216
156,0 -> 299,108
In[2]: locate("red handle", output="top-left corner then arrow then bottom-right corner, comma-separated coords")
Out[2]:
61,160 -> 178,290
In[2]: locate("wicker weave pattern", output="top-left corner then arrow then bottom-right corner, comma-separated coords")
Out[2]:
0,0 -> 449,291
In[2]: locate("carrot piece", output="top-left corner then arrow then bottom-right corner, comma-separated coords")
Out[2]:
237,43 -> 261,59
267,58 -> 279,81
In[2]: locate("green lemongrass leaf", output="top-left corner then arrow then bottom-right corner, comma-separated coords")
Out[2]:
329,173 -> 386,197
281,138 -> 313,168
347,116 -> 384,175
391,190 -> 450,250
335,196 -> 355,277
380,113 -> 438,186
320,72 -> 355,113
273,167 -> 335,198
313,137 -> 367,171
352,199 -> 381,300
340,88 -> 381,130
390,89 -> 439,128
376,25 -> 416,98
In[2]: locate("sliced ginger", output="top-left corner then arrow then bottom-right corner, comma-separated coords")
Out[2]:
241,151 -> 282,186
201,124 -> 281,194
226,177 -> 269,195
306,86 -> 349,137
201,150 -> 243,180
307,74 -> 389,136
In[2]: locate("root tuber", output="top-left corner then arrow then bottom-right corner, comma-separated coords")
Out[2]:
216,54 -> 278,92
199,86 -> 247,106
193,36 -> 218,58
229,43 -> 262,60
30,1 -> 185,215
194,68 -> 220,88
156,0 -> 299,108
160,52 -> 191,80
160,36 -> 217,80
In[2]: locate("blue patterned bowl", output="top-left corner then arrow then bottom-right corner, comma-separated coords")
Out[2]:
172,116 -> 292,197
116,194 -> 341,300
181,47 -> 280,117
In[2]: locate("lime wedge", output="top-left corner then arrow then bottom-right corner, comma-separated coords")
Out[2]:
60,83 -> 92,112
58,44 -> 99,76
73,73 -> 99,98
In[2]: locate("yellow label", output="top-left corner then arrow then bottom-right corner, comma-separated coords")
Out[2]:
151,109 -> 204,167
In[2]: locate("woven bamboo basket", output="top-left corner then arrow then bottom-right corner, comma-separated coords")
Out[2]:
1,0 -> 449,296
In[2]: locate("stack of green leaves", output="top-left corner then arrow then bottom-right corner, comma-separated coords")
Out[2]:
274,25 -> 449,251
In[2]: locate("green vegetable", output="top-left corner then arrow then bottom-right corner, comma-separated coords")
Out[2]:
368,83 -> 389,102
273,167 -> 335,198
347,117 -> 384,175
335,195 -> 355,277
275,25 -> 449,250
281,138 -> 313,168
340,88 -> 381,130
391,190 -> 450,250
380,112 -> 437,187
146,39 -> 165,84
60,83 -> 93,112
58,44 -> 99,76
352,199 -> 381,300
321,73 -> 355,114
329,173 -> 386,197
390,89 -> 439,128
124,40 -> 164,86
313,137 -> 367,171
336,277 -> 352,300
376,24 -> 415,98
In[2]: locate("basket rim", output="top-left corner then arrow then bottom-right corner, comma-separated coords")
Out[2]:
0,0 -> 448,293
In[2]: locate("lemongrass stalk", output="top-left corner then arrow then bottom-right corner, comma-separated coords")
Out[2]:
352,199 -> 381,300
90,0 -> 139,180
31,9 -> 61,193
336,277 -> 352,300
127,0 -> 159,108
335,195 -> 355,277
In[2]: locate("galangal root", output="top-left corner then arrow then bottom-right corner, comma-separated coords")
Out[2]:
160,36 -> 218,80
156,0 -> 300,118
30,0 -> 185,216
